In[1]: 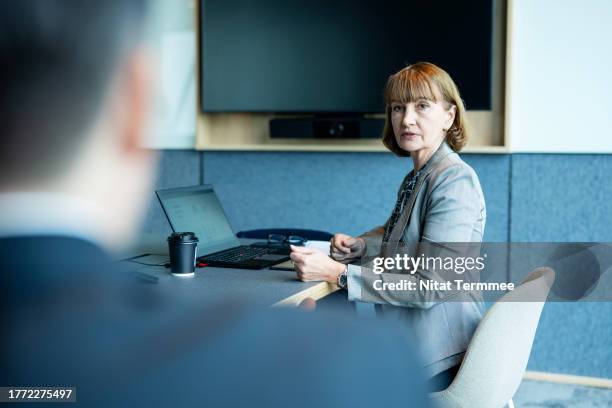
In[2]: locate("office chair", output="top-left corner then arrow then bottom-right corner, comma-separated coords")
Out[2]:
236,228 -> 333,241
430,267 -> 555,408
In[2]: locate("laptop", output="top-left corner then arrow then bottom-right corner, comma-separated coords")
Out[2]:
156,185 -> 290,269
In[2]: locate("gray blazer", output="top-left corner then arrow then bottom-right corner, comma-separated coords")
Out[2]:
346,142 -> 487,377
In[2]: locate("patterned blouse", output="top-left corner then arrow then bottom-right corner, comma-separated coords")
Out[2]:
382,169 -> 422,243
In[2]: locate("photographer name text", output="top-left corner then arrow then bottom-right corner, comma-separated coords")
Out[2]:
372,279 -> 514,292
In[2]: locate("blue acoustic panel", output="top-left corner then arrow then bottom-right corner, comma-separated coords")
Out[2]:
529,302 -> 612,378
202,151 -> 509,241
511,154 -> 612,379
202,152 -> 407,236
511,154 -> 612,242
461,154 -> 510,242
140,150 -> 202,234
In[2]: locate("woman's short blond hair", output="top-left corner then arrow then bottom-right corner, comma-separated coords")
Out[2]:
382,62 -> 469,156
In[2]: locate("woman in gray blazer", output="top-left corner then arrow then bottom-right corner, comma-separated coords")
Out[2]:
290,62 -> 486,389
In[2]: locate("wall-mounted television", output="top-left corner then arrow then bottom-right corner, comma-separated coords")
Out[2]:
199,0 -> 493,115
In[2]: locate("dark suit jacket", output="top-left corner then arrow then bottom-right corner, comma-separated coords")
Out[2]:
1,235 -> 429,407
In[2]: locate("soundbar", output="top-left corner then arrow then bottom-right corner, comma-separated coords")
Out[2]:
270,117 -> 384,139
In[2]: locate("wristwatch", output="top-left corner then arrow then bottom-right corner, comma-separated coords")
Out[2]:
337,265 -> 348,289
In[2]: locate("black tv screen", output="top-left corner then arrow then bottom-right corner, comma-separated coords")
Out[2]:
200,0 -> 493,113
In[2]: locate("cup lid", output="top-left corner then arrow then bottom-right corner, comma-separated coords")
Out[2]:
168,232 -> 199,243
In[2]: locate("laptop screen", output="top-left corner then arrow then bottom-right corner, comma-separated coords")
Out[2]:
156,186 -> 240,256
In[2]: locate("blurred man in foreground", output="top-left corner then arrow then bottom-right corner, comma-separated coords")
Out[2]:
0,1 -> 428,406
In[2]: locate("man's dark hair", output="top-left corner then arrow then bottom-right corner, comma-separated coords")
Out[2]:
0,1 -> 147,186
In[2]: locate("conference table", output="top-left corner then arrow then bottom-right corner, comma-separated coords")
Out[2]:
119,234 -> 340,307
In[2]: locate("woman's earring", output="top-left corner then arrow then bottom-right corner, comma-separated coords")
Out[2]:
442,128 -> 447,132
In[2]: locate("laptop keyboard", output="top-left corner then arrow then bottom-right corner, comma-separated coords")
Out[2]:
201,246 -> 271,263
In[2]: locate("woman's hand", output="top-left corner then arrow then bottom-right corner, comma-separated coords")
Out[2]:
290,245 -> 346,283
330,233 -> 366,261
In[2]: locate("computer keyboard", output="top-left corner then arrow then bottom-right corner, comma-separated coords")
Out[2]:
200,246 -> 270,263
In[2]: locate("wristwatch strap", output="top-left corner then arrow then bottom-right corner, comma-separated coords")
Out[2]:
337,264 -> 349,289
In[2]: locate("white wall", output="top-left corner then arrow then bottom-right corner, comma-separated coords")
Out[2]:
142,0 -> 196,149
507,0 -> 612,153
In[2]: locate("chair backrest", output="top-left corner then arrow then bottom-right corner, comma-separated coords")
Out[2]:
236,228 -> 333,241
430,267 -> 555,408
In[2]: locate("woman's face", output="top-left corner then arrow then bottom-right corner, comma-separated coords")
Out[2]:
390,97 -> 456,155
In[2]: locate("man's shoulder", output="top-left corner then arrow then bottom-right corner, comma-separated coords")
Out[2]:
0,235 -> 111,281
0,234 -> 108,256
